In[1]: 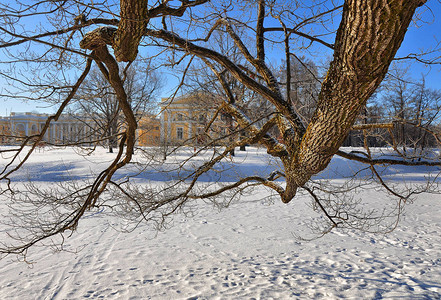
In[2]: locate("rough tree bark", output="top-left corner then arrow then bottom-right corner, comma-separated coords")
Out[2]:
288,0 -> 427,201
114,0 -> 149,62
113,0 -> 209,62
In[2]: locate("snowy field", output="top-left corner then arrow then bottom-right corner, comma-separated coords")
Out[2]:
1,146 -> 441,299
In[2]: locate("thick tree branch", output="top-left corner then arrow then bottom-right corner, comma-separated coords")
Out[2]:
351,123 -> 394,130
289,0 -> 428,198
114,0 -> 208,61
0,18 -> 119,49
145,28 -> 306,140
256,0 -> 266,62
264,27 -> 335,50
336,150 -> 441,166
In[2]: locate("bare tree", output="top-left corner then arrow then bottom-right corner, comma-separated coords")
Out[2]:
279,55 -> 322,123
72,61 -> 161,153
381,67 -> 441,154
146,0 -> 439,199
182,35 -> 277,154
1,0 -> 441,257
347,65 -> 441,155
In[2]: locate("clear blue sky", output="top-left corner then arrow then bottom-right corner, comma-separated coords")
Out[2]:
394,0 -> 441,89
0,1 -> 440,116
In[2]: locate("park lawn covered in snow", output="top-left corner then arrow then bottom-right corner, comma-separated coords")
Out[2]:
0,146 -> 441,299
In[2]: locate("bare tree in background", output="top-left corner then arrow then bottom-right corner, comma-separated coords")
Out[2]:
1,0 -> 441,256
343,64 -> 441,150
380,66 -> 441,156
72,61 -> 161,153
182,35 -> 277,155
279,56 -> 321,123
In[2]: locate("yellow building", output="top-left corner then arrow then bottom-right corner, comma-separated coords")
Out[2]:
160,94 -> 229,146
137,114 -> 160,146
0,113 -> 11,144
0,96 -> 227,148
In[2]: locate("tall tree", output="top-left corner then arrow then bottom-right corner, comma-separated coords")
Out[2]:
146,0 -> 431,201
1,0 -> 440,256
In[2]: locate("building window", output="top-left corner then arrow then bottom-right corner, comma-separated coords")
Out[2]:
31,124 -> 38,134
177,127 -> 184,140
220,113 -> 229,121
176,113 -> 184,121
16,123 -> 25,136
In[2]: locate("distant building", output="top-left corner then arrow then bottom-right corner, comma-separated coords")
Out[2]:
0,112 -> 95,145
0,95 -> 231,147
137,114 -> 161,146
0,112 -> 160,147
160,94 -> 229,146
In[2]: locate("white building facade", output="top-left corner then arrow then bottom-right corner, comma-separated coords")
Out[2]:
0,112 -> 96,145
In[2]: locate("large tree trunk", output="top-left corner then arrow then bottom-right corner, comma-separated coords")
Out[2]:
284,0 -> 426,202
113,0 -> 149,62
112,0 -> 209,62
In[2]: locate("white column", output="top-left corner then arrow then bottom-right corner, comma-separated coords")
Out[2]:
188,111 -> 192,139
60,123 -> 64,142
52,124 -> 56,143
160,111 -> 165,144
167,112 -> 172,143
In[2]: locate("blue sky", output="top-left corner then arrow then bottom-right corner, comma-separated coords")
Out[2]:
394,0 -> 441,89
0,1 -> 440,116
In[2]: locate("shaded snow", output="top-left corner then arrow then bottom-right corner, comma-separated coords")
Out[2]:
0,146 -> 441,299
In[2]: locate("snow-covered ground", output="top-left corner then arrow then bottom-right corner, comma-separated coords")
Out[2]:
1,146 -> 441,299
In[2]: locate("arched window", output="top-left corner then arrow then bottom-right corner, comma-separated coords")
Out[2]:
177,127 -> 184,140
31,124 -> 38,134
175,113 -> 184,121
16,124 -> 25,136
